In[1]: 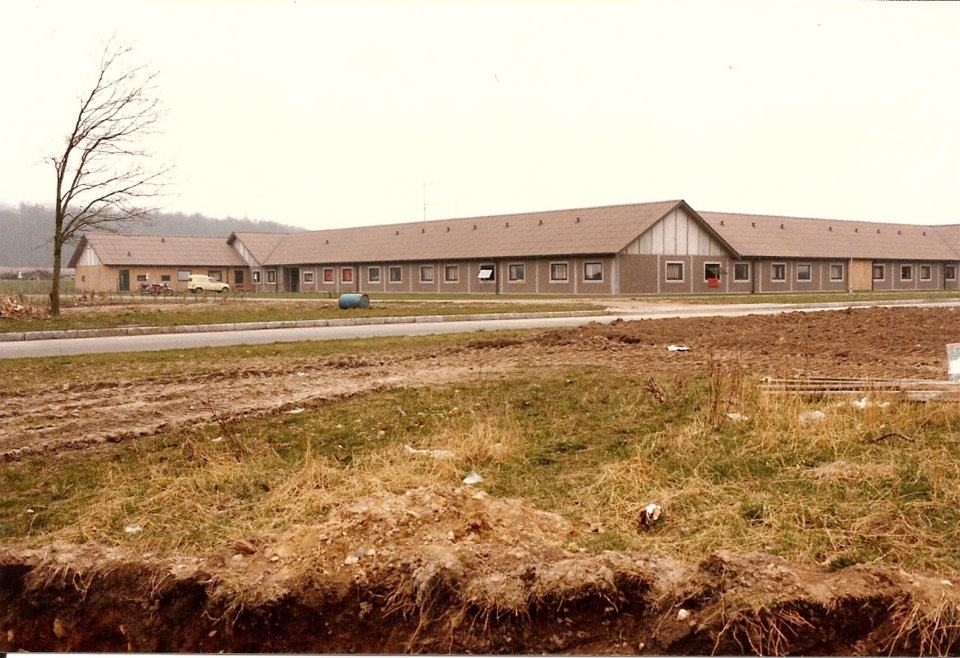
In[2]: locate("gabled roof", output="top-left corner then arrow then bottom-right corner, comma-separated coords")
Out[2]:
227,232 -> 288,265
701,211 -> 960,261
68,233 -> 246,268
263,200 -> 684,265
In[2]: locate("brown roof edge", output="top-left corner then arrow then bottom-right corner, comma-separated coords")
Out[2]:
67,235 -> 90,269
678,201 -> 743,259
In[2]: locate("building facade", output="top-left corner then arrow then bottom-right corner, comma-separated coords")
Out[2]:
70,200 -> 960,295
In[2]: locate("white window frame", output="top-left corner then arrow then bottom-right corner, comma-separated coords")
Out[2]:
367,266 -> 381,283
207,270 -> 222,282
872,264 -> 885,282
946,264 -> 957,281
302,270 -> 314,284
419,264 -> 435,283
829,263 -> 844,282
665,261 -> 684,282
771,263 -> 787,282
136,273 -> 148,283
704,262 -> 722,282
443,264 -> 459,283
583,261 -> 603,283
341,267 -> 354,284
733,262 -> 750,282
252,270 -> 261,284
507,263 -> 525,282
266,269 -> 277,284
388,265 -> 403,283
478,263 -> 496,282
178,270 -> 191,282
900,264 -> 913,281
549,261 -> 569,283
796,263 -> 812,282
322,267 -> 335,284
920,264 -> 932,281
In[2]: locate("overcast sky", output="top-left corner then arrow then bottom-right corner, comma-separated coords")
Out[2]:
2,0 -> 959,229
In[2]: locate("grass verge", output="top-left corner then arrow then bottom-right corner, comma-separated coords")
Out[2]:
4,367 -> 960,576
0,299 -> 596,334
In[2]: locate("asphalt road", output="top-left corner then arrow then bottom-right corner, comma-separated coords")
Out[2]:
3,300 -> 959,360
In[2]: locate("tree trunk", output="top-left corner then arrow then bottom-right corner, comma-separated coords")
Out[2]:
50,240 -> 62,317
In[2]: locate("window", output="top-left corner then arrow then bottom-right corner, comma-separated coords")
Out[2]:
733,263 -> 750,282
136,274 -> 148,282
796,264 -> 812,282
419,265 -> 435,283
161,275 -> 171,282
389,265 -> 403,283
665,261 -> 684,282
267,270 -> 277,284
704,262 -> 721,281
771,263 -> 786,282
947,265 -> 957,281
549,262 -> 568,282
872,264 -> 885,281
829,264 -> 844,281
583,262 -> 603,282
478,264 -> 496,281
444,265 -> 459,282
303,271 -> 314,283
367,266 -> 381,283
253,271 -> 261,284
323,267 -> 334,283
900,264 -> 913,281
920,265 -> 932,281
207,270 -> 222,281
234,270 -> 244,285
508,263 -> 525,282
341,267 -> 354,283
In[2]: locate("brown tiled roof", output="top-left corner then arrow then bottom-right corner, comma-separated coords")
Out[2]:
228,232 -> 288,264
263,200 -> 684,265
68,233 -> 246,268
702,211 -> 960,261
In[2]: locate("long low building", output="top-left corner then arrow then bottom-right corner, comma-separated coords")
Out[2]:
69,199 -> 960,295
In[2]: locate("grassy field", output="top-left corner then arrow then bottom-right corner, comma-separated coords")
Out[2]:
0,299 -> 597,333
4,363 -> 959,575
0,279 -> 74,295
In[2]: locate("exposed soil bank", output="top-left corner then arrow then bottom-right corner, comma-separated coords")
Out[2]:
3,487 -> 960,655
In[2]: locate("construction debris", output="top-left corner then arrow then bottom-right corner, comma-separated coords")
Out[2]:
638,503 -> 662,528
462,471 -> 484,485
763,376 -> 960,402
404,444 -> 455,459
667,344 -> 691,352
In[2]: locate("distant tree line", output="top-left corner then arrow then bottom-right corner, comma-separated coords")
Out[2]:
0,202 -> 300,267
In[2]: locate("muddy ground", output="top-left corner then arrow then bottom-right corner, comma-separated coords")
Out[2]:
3,306 -> 957,462
4,306 -> 960,654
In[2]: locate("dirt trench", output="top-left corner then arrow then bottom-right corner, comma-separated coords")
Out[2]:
3,486 -> 960,655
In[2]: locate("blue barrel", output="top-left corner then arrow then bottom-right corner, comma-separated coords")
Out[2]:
338,293 -> 369,309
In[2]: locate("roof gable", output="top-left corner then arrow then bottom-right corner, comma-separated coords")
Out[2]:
69,233 -> 246,267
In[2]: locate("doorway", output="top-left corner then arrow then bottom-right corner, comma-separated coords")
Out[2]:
285,267 -> 300,293
118,269 -> 130,292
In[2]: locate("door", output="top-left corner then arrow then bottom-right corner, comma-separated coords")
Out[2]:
118,269 -> 130,292
234,270 -> 244,287
288,268 -> 300,293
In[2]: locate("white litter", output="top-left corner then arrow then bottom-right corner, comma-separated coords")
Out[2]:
847,397 -> 891,410
462,471 -> 484,485
942,579 -> 954,587
211,436 -> 224,443
725,412 -> 749,422
124,525 -> 143,535
296,371 -> 306,377
286,407 -> 305,414
343,555 -> 359,565
404,444 -> 455,459
639,503 -> 663,527
677,608 -> 691,621
799,410 -> 826,423
667,345 -> 691,352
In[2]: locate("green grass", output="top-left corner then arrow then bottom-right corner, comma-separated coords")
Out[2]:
0,279 -> 74,295
5,367 -> 960,576
0,299 -> 597,334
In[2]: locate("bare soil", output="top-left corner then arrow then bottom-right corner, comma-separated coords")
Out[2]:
4,306 -> 958,461
5,306 -> 960,654
3,486 -> 959,654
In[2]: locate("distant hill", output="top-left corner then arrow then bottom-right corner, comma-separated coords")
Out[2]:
0,203 -> 302,267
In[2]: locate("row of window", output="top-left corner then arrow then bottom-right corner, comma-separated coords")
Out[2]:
872,263 -> 954,282
665,262 -> 759,283
251,261 -> 605,286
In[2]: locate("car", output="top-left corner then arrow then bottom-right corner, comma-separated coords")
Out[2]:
187,274 -> 230,293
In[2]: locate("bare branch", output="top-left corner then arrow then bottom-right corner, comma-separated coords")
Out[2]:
44,41 -> 171,315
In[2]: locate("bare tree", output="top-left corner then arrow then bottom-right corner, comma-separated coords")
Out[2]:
48,42 -> 168,315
